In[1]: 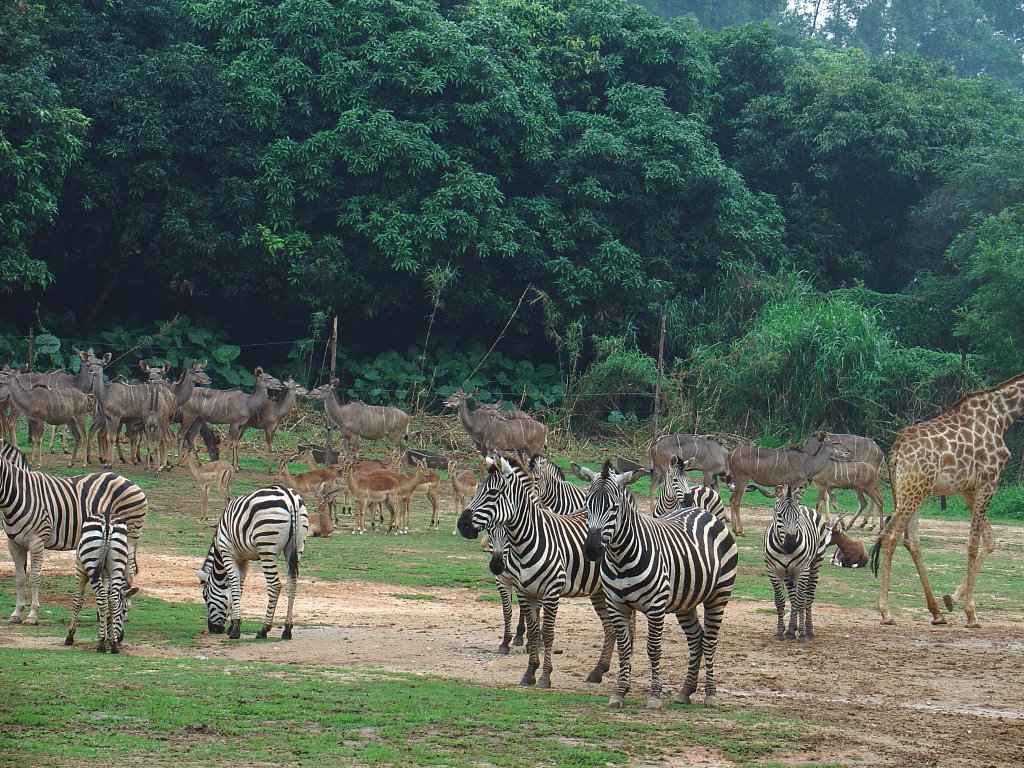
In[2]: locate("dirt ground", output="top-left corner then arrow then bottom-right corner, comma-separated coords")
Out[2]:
2,502 -> 1023,767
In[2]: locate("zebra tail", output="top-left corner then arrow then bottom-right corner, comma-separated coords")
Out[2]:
286,493 -> 305,581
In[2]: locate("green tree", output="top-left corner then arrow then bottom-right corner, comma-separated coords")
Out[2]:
0,2 -> 87,292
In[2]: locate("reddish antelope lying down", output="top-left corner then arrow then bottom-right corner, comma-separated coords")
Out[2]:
823,517 -> 868,568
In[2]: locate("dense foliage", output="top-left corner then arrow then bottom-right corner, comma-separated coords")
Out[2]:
3,0 -> 1024,452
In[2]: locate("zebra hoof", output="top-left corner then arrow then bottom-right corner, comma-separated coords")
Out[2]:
96,643 -> 107,654
512,635 -> 524,647
64,635 -> 74,646
535,676 -> 551,690
773,632 -> 785,641
255,628 -> 269,639
704,695 -> 720,708
497,643 -> 510,655
942,594 -> 955,612
584,670 -> 603,684
520,673 -> 536,686
646,696 -> 662,711
797,635 -> 811,644
784,631 -> 796,640
282,624 -> 293,640
608,695 -> 625,709
110,644 -> 120,654
673,689 -> 692,705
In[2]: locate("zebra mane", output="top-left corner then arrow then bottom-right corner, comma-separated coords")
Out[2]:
601,460 -> 614,479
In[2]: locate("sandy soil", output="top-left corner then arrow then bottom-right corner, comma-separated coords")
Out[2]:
2,503 -> 1023,767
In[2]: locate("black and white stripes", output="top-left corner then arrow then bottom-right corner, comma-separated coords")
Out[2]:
579,462 -> 738,709
195,485 -> 308,640
763,486 -> 828,642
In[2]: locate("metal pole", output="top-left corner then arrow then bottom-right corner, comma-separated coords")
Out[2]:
27,328 -> 34,370
323,315 -> 338,464
652,313 -> 666,442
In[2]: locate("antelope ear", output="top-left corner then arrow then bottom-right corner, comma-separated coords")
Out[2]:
102,353 -> 112,364
194,569 -> 209,584
571,462 -> 597,482
817,430 -> 827,440
77,350 -> 89,361
139,361 -> 149,371
254,367 -> 264,376
162,362 -> 171,372
330,378 -> 340,387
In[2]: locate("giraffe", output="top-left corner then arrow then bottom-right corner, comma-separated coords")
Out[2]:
873,372 -> 1024,628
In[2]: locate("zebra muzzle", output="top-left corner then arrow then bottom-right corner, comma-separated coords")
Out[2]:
489,551 -> 505,576
583,528 -> 604,562
783,534 -> 798,554
456,509 -> 479,539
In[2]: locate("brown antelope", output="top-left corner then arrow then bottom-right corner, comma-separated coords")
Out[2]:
411,456 -> 442,529
442,386 -> 547,457
241,378 -> 308,474
345,465 -> 400,534
727,432 -> 850,536
307,379 -> 409,458
0,370 -> 90,466
179,367 -> 283,470
140,360 -> 210,472
186,451 -> 235,519
280,450 -> 342,521
334,453 -> 398,526
84,353 -> 152,467
389,462 -> 432,534
447,458 -> 478,512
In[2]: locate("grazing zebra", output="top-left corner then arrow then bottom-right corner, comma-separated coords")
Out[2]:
763,486 -> 828,643
0,442 -> 148,624
578,462 -> 738,709
64,510 -> 137,653
195,485 -> 308,640
652,455 -> 728,524
456,455 -> 616,689
529,455 -> 587,514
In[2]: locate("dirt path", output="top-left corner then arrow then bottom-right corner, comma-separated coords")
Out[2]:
3,510 -> 1023,767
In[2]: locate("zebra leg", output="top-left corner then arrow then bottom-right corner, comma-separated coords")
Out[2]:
496,577 -> 514,654
802,558 -> 823,641
93,577 -> 109,653
609,603 -> 634,708
281,561 -> 298,640
6,539 -> 28,623
520,598 -> 541,686
23,538 -> 45,625
768,570 -> 787,640
227,559 -> 247,640
673,608 -> 704,705
64,565 -> 88,646
700,599 -> 728,706
514,604 -> 526,648
535,598 -> 559,689
585,592 -> 615,683
645,608 -> 667,710
255,555 -> 282,639
784,573 -> 800,639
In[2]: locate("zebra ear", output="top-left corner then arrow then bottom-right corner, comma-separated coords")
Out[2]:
620,469 -> 648,486
496,455 -> 515,476
194,568 -> 209,584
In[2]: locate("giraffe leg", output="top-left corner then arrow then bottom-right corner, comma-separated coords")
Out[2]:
944,485 -> 997,627
877,514 -> 909,625
902,513 -> 945,624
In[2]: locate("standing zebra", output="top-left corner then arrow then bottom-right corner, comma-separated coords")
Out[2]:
652,455 -> 728,524
0,441 -> 148,624
195,485 -> 308,640
486,523 -> 526,653
763,486 -> 828,643
64,510 -> 137,653
529,455 -> 586,514
456,456 -> 616,689
578,462 -> 738,709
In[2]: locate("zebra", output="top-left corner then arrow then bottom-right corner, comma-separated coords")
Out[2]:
0,441 -> 148,624
486,523 -> 527,654
763,485 -> 828,643
652,454 -> 728,524
64,509 -> 137,653
456,455 -> 616,689
578,461 -> 738,709
195,485 -> 308,640
529,455 -> 586,514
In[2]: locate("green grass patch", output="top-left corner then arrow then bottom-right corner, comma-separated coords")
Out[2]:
0,647 -> 821,767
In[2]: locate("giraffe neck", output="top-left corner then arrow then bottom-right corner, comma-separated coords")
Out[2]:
977,376 -> 1024,433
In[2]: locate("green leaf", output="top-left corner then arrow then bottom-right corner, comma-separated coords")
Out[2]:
34,333 -> 61,355
212,344 -> 241,363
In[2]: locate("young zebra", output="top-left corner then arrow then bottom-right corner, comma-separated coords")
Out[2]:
0,443 -> 148,624
486,523 -> 526,653
578,461 -> 738,709
195,485 -> 308,640
763,486 -> 828,643
652,455 -> 728,524
456,455 -> 616,689
64,510 -> 138,653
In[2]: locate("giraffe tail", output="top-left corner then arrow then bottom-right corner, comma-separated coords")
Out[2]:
869,537 -> 882,577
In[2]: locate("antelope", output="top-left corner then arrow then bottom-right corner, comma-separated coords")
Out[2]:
0,370 -> 90,466
179,367 -> 283,470
411,456 -> 442,529
648,434 -> 732,511
84,353 -> 152,467
242,378 -> 308,474
280,450 -> 342,519
389,461 -> 433,534
726,432 -> 850,536
442,386 -> 547,457
186,451 -> 235,519
824,516 -> 869,568
344,465 -> 401,534
447,458 -> 478,512
804,433 -> 885,530
334,453 -> 398,526
140,360 -> 211,472
307,379 -> 409,458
